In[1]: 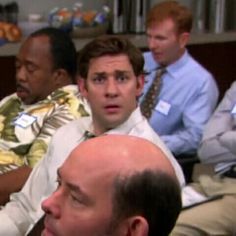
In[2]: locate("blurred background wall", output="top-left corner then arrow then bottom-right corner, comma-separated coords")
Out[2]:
0,0 -> 234,34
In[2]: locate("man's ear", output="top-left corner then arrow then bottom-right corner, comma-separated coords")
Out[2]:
53,69 -> 71,86
123,216 -> 149,236
136,74 -> 145,97
178,32 -> 190,49
77,76 -> 88,98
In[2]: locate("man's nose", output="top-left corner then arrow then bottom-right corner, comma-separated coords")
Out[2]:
41,190 -> 61,219
16,66 -> 27,82
105,79 -> 119,96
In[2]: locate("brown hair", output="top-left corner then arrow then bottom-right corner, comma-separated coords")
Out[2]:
77,35 -> 144,79
110,170 -> 181,236
146,1 -> 192,34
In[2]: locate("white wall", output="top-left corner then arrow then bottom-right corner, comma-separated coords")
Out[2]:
0,0 -> 193,21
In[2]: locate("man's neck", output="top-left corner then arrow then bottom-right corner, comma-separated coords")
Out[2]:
93,126 -> 112,136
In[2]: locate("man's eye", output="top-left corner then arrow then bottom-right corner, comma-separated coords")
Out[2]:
70,193 -> 83,205
70,194 -> 79,202
26,64 -> 37,73
117,75 -> 128,82
93,76 -> 105,83
155,36 -> 166,41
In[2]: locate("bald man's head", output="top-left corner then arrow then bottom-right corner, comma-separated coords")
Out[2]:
42,135 -> 181,236
53,135 -> 181,236
67,134 -> 177,180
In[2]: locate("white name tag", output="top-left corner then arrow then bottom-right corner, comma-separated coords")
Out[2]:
155,100 -> 171,115
14,113 -> 37,128
231,104 -> 236,114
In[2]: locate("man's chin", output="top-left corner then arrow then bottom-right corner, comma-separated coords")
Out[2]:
105,117 -> 128,129
17,92 -> 29,102
18,98 -> 32,105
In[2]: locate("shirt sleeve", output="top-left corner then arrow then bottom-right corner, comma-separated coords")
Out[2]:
198,81 -> 236,164
0,119 -> 83,235
0,155 -> 48,235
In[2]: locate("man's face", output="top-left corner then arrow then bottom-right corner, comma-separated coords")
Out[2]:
15,35 -> 58,105
146,18 -> 189,66
41,151 -> 119,236
79,54 -> 144,134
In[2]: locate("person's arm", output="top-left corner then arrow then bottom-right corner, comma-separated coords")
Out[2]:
0,120 -> 83,235
162,75 -> 219,156
0,108 -> 66,204
0,165 -> 31,205
198,81 -> 236,164
219,130 -> 236,155
0,156 -> 49,235
0,94 -> 88,203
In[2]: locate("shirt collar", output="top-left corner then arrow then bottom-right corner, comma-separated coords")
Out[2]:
82,107 -> 144,137
147,50 -> 189,79
167,50 -> 189,78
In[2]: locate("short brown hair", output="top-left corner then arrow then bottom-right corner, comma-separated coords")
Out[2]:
146,1 -> 192,34
110,170 -> 181,236
77,35 -> 144,79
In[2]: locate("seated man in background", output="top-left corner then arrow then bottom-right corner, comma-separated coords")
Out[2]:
140,1 -> 219,157
0,35 -> 184,235
41,135 -> 182,236
173,81 -> 236,235
0,27 -> 89,205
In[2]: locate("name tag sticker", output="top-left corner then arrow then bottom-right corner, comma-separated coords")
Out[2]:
14,113 -> 37,128
231,104 -> 236,114
155,100 -> 171,115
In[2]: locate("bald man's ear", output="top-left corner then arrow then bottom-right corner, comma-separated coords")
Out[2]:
123,216 -> 149,236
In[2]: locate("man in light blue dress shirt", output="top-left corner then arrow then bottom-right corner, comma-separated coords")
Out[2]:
140,1 -> 219,157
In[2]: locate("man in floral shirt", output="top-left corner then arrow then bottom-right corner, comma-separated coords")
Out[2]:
0,27 -> 89,204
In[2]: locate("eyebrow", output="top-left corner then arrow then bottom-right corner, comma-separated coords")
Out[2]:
57,168 -> 92,204
93,70 -> 130,75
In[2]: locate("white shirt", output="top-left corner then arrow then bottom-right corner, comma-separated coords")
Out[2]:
0,107 -> 184,235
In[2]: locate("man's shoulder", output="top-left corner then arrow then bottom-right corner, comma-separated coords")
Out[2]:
185,53 -> 212,78
51,85 -> 78,101
131,119 -> 185,185
130,117 -> 164,144
0,93 -> 19,103
50,85 -> 90,118
52,117 -> 91,139
228,81 -> 236,93
59,84 -> 78,94
0,93 -> 22,112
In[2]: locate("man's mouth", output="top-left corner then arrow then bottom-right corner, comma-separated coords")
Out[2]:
42,218 -> 57,236
152,51 -> 162,58
16,85 -> 29,97
104,105 -> 120,113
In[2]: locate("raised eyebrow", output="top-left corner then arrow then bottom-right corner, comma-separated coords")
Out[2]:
115,70 -> 130,74
116,70 -> 128,73
94,72 -> 106,76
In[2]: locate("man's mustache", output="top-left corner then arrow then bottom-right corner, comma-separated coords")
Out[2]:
16,83 -> 29,93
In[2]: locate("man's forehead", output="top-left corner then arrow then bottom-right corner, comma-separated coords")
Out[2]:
18,36 -> 51,60
89,54 -> 130,66
61,155 -> 120,193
